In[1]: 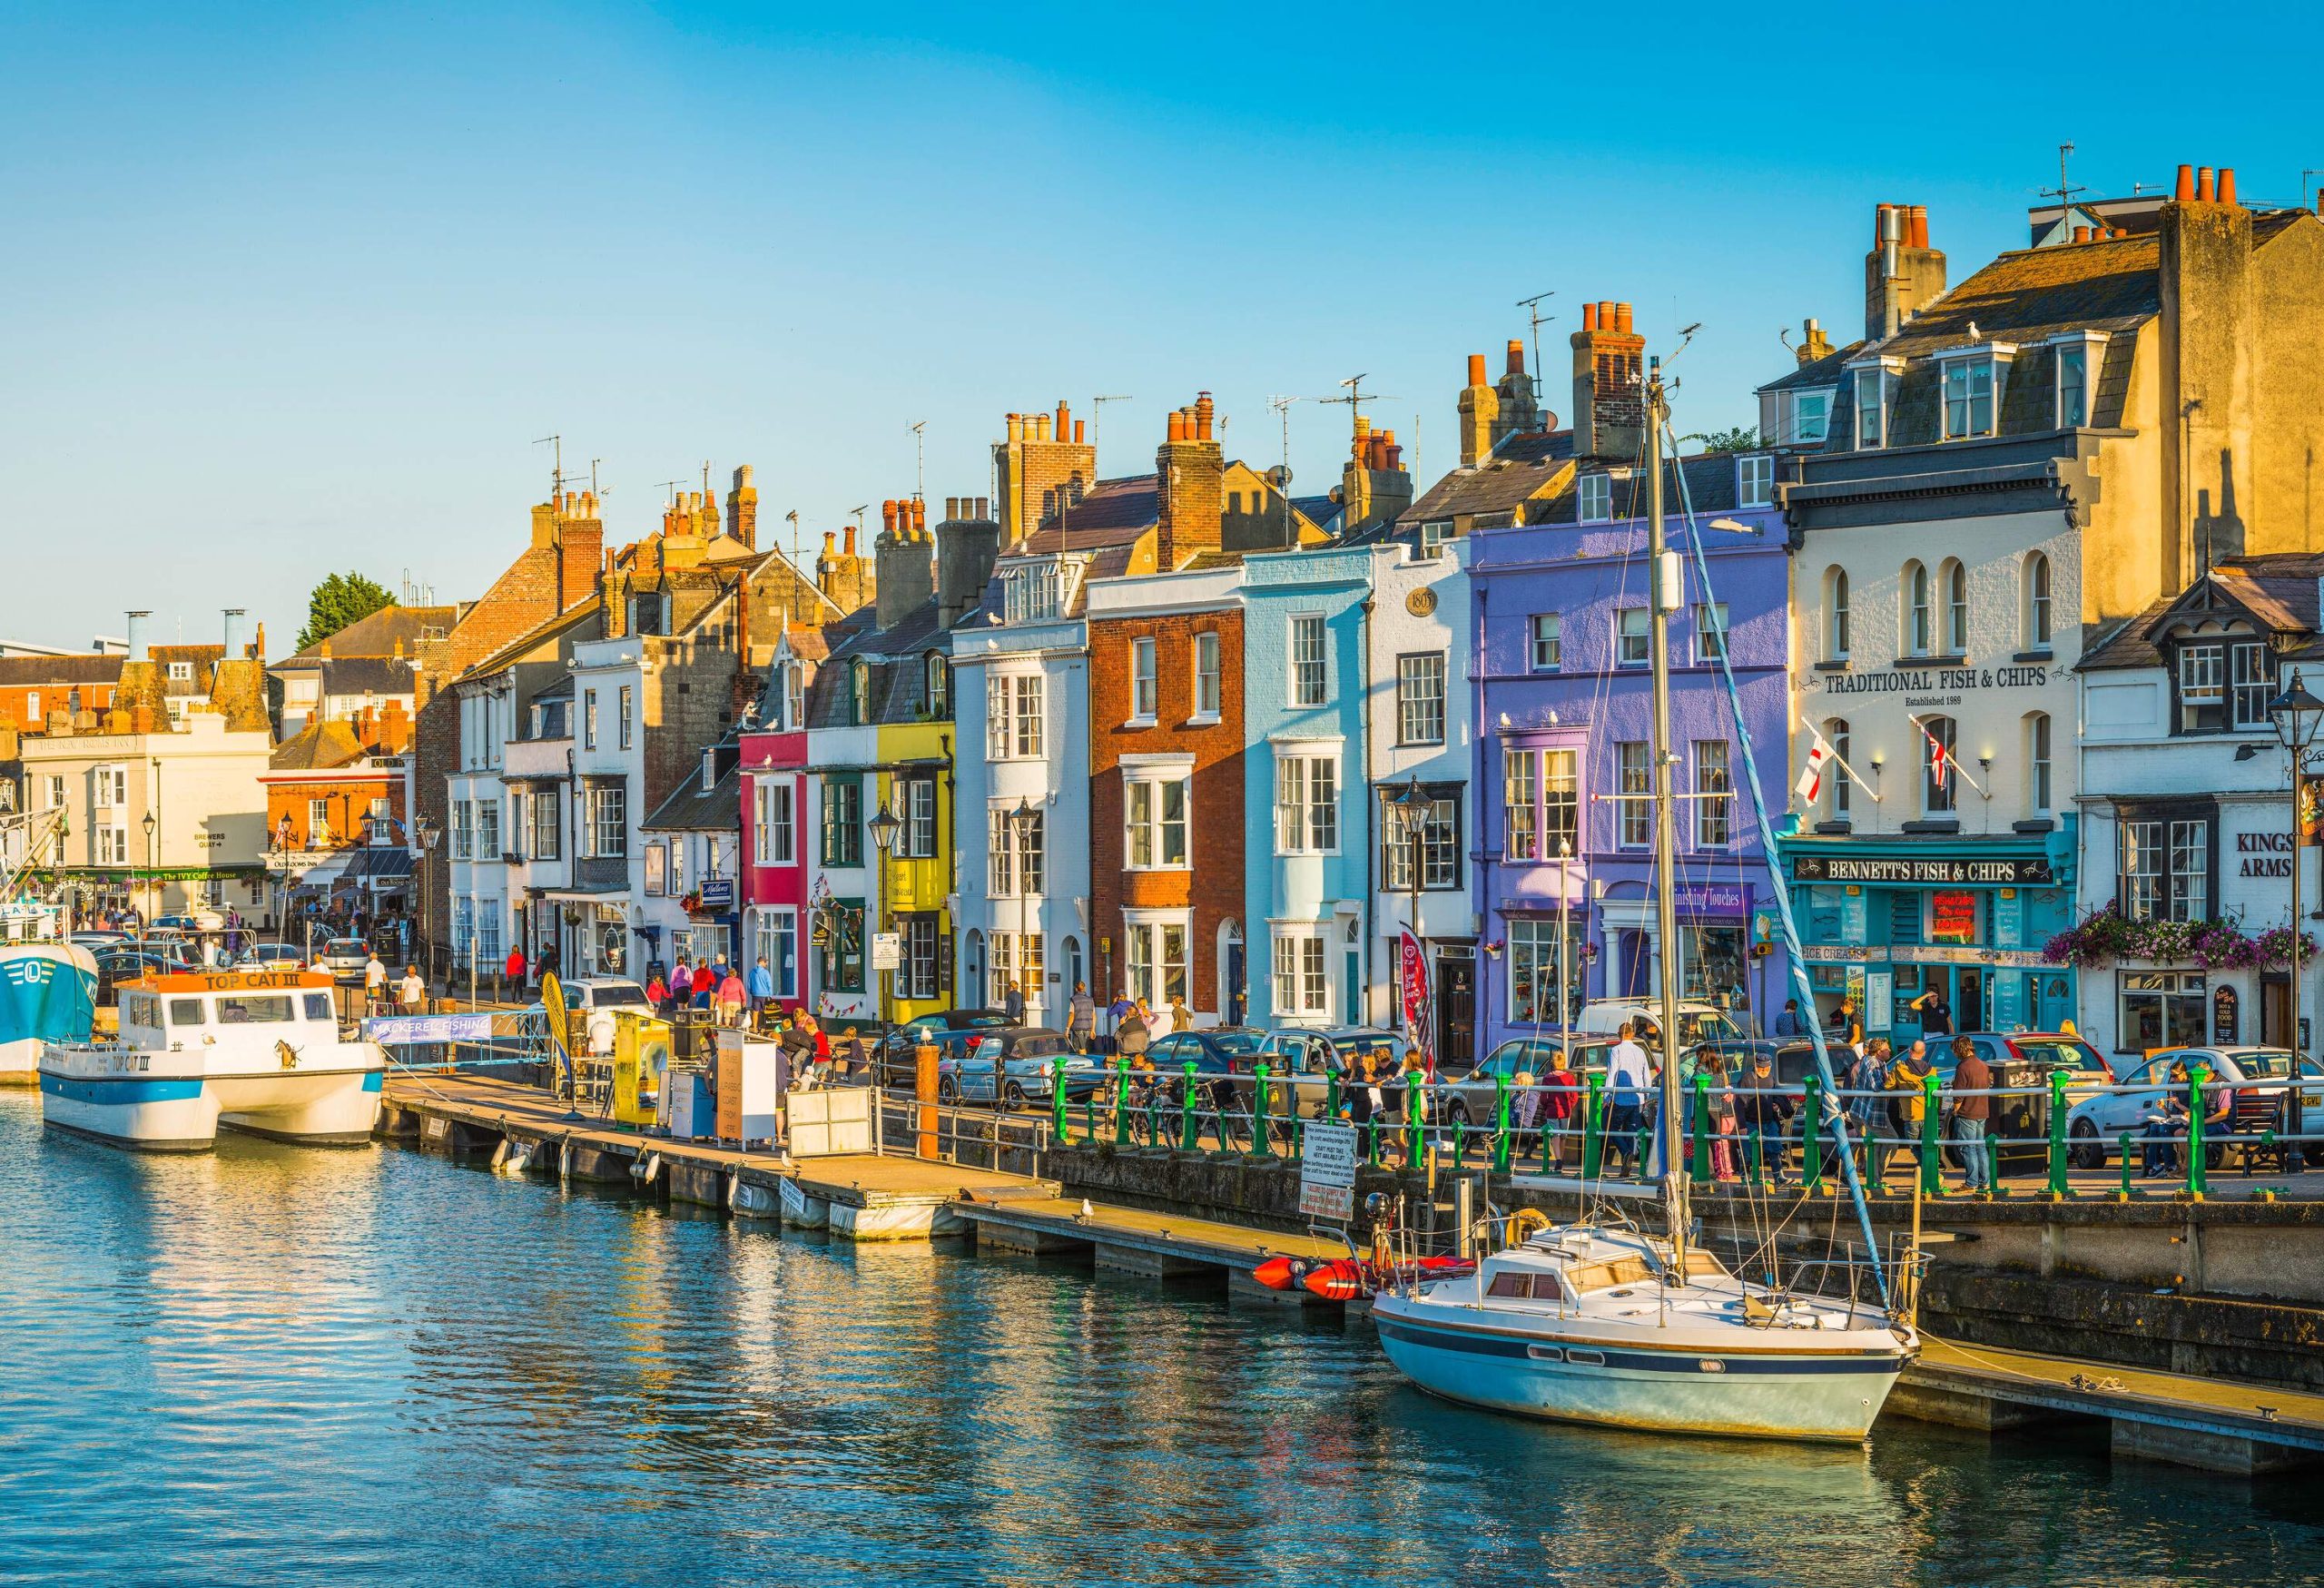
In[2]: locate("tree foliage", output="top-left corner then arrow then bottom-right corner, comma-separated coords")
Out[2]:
297,572 -> 397,652
1686,426 -> 1761,454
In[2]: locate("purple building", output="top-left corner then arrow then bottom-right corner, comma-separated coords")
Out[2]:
1401,301 -> 1796,1048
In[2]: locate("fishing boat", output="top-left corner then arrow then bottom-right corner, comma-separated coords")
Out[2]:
40,968 -> 384,1150
1365,346 -> 1916,1442
0,811 -> 97,1084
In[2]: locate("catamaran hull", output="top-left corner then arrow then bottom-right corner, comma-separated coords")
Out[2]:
39,1066 -> 384,1152
1372,1310 -> 1905,1443
0,944 -> 98,1086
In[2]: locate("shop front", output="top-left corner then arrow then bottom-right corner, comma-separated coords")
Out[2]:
1593,878 -> 1774,1031
1786,833 -> 2077,1041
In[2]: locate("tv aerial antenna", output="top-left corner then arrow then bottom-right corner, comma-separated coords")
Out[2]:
1517,290 -> 1556,409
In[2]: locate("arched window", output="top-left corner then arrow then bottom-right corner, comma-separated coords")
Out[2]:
2025,712 -> 2053,814
851,662 -> 872,726
1921,715 -> 1956,815
1063,935 -> 1084,997
1825,567 -> 1850,662
1904,562 -> 1931,656
2024,552 -> 2053,648
924,654 -> 950,717
1944,560 -> 1968,654
1826,718 -> 1852,819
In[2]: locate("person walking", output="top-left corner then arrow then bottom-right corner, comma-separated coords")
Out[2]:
716,965 -> 747,1028
1541,1047 -> 1581,1169
1772,999 -> 1806,1038
1115,1000 -> 1149,1063
1604,1021 -> 1651,1179
1843,1038 -> 1890,1175
667,960 -> 692,1014
646,968 -> 669,1011
1168,992 -> 1196,1038
1948,1036 -> 1994,1193
1828,998 -> 1863,1048
363,952 -> 389,1016
1066,981 -> 1096,1052
1002,978 -> 1025,1024
504,944 -> 527,1000
397,964 -> 425,1012
747,956 -> 775,1021
1735,1050 -> 1796,1185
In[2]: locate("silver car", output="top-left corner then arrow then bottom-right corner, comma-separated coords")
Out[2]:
1439,1036 -> 1615,1125
1258,1028 -> 1413,1119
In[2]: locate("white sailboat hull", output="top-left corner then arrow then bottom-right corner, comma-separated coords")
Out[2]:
40,1046 -> 385,1151
1372,1297 -> 1906,1442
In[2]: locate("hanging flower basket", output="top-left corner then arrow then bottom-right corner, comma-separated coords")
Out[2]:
2042,903 -> 2313,970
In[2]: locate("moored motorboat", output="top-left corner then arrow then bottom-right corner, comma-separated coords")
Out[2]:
1,932 -> 97,1086
39,968 -> 384,1150
1369,1223 -> 1914,1443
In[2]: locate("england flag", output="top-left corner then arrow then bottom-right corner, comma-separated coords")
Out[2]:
1795,739 -> 1829,804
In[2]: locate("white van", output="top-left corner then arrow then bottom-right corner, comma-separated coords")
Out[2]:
1571,999 -> 1748,1050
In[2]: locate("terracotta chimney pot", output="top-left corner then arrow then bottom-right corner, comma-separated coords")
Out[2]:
2218,167 -> 2237,207
2197,166 -> 2215,202
1614,302 -> 1633,335
1506,339 -> 1525,375
1581,303 -> 1599,332
1468,351 -> 1488,385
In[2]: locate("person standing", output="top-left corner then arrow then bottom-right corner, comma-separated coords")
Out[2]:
667,960 -> 691,1015
748,956 -> 775,1021
1886,1041 -> 1937,1181
1116,1000 -> 1149,1062
363,951 -> 389,1016
1949,1037 -> 1994,1194
1066,981 -> 1096,1052
1168,992 -> 1196,1038
1604,1021 -> 1651,1179
1912,987 -> 1954,1039
504,943 -> 527,1001
1772,999 -> 1806,1038
717,965 -> 747,1028
1735,1050 -> 1796,1185
397,964 -> 425,1012
1002,978 -> 1025,1024
1541,1047 -> 1581,1169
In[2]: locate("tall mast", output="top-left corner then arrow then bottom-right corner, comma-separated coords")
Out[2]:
1645,356 -> 1689,1265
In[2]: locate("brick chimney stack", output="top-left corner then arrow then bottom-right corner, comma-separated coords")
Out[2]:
726,465 -> 759,550
936,498 -> 1001,629
873,498 -> 935,631
553,490 -> 605,611
1864,202 -> 1947,342
1493,339 -> 1541,442
2160,158 -> 2256,587
993,399 -> 1097,547
1797,317 -> 1834,365
1570,301 -> 1647,461
1341,417 -> 1414,538
1457,352 -> 1499,467
1156,392 -> 1226,570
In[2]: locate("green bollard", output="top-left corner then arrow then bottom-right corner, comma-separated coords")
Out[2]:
1582,1072 -> 1605,1181
1366,1117 -> 1382,1167
1113,1055 -> 1131,1147
1690,1073 -> 1711,1188
1493,1074 -> 1512,1175
2046,1067 -> 2071,1197
1452,1117 -> 1467,1165
2119,1131 -> 2135,1198
1803,1074 -> 1824,1189
1324,1068 -> 1343,1121
1408,1081 -> 1425,1169
1252,1062 -> 1273,1159
1180,1061 -> 1199,1153
1146,1090 -> 1161,1146
1084,1096 -> 1096,1141
1920,1073 -> 1944,1197
2187,1062 -> 2210,1198
1054,1057 -> 1071,1142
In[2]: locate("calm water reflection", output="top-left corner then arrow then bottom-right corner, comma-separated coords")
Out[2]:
2,1092 -> 2319,1586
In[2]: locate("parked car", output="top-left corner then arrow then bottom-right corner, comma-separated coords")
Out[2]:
938,1027 -> 1093,1107
70,930 -> 129,952
1254,1027 -> 1411,1118
153,911 -> 225,933
238,943 -> 308,969
1441,1035 -> 1618,1125
313,938 -> 372,982
873,1009 -> 1017,1082
93,949 -> 178,1003
2065,1046 -> 2309,1169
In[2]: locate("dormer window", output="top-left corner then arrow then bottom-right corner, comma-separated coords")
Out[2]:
851,662 -> 871,726
1939,347 -> 2014,440
1758,387 -> 1831,447
700,747 -> 717,793
783,661 -> 805,731
2174,637 -> 2273,734
1854,368 -> 1890,449
2056,345 -> 2087,428
923,654 -> 949,716
1003,562 -> 1065,624
1578,473 -> 1612,524
1737,454 -> 1774,508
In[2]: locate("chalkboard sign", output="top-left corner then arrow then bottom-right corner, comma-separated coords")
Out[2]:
2213,984 -> 2239,1045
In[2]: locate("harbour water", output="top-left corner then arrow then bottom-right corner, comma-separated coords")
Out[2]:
3,1092 -> 2319,1588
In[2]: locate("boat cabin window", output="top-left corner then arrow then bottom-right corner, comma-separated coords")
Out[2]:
121,991 -> 162,1030
1486,1271 -> 1571,1303
303,993 -> 335,1021
1562,1256 -> 1657,1293
216,994 -> 293,1025
168,998 -> 206,1026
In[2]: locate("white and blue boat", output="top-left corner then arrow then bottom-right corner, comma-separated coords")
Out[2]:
40,968 -> 384,1150
1,902 -> 96,1086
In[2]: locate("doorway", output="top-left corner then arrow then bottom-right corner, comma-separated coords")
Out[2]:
2261,974 -> 2290,1049
1435,952 -> 1475,1069
1954,967 -> 1985,1034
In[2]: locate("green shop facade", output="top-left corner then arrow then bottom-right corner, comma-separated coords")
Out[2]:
1781,824 -> 2078,1043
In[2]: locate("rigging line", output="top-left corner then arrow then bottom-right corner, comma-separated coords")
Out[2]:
1660,419 -> 1890,1309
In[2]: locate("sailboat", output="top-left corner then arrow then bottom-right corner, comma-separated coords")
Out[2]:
1370,350 -> 1917,1443
1,810 -> 97,1086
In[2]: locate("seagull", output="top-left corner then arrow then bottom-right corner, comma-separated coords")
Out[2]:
1080,1198 -> 1094,1218
1967,321 -> 1981,342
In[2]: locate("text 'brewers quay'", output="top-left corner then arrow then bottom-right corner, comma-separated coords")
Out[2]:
8,14 -> 2324,1578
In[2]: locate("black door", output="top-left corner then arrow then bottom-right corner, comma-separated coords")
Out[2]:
1435,953 -> 1475,1070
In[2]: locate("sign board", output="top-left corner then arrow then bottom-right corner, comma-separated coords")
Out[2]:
871,932 -> 902,971
364,1013 -> 493,1045
786,1087 -> 874,1157
1791,853 -> 2053,887
697,876 -> 736,910
1929,891 -> 1977,943
1298,1122 -> 1359,1222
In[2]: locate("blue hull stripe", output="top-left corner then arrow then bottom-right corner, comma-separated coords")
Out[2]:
41,1073 -> 205,1105
1375,1317 -> 1902,1377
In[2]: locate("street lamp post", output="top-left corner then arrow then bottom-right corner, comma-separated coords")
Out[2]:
2268,668 -> 2324,1067
1010,796 -> 1039,1024
140,808 -> 157,949
868,801 -> 902,1059
413,814 -> 441,991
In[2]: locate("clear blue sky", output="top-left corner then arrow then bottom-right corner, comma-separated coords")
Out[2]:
6,1 -> 2322,654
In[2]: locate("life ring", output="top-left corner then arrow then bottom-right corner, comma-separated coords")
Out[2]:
1507,1208 -> 1551,1248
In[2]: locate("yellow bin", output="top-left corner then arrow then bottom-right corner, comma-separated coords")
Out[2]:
611,1011 -> 672,1128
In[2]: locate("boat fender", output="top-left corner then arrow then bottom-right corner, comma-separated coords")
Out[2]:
630,1151 -> 663,1185
1301,1258 -> 1372,1302
1250,1256 -> 1313,1292
1508,1208 -> 1551,1248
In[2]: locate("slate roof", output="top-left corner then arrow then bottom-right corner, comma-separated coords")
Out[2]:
2081,551 -> 2324,670
315,656 -> 417,698
282,605 -> 456,665
803,603 -> 950,730
1027,475 -> 1163,544
1759,338 -> 1866,394
0,655 -> 123,688
642,757 -> 742,833
1396,429 -> 1577,528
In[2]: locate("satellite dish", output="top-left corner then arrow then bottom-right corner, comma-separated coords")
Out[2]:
1266,465 -> 1293,488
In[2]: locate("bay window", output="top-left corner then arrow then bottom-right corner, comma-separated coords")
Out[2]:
1124,772 -> 1190,870
1272,928 -> 1329,1019
1275,752 -> 1339,853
